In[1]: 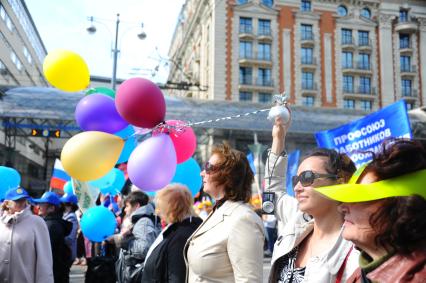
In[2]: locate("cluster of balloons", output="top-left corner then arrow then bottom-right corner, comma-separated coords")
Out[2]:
0,166 -> 21,200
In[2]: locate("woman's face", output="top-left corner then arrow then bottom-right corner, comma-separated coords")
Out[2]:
200,154 -> 224,200
338,172 -> 383,249
294,156 -> 340,216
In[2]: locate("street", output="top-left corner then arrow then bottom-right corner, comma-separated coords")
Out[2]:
70,257 -> 272,282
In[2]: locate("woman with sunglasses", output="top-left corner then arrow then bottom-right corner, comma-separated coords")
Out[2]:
265,116 -> 359,282
185,143 -> 265,282
316,139 -> 426,282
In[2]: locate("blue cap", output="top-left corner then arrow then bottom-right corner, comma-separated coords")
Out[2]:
32,192 -> 61,206
60,193 -> 78,205
4,187 -> 30,201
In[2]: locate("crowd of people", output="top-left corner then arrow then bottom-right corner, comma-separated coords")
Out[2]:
1,111 -> 426,283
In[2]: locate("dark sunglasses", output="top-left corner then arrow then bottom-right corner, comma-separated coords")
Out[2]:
292,170 -> 337,187
203,162 -> 217,174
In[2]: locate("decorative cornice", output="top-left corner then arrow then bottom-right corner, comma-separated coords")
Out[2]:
378,13 -> 395,29
418,17 -> 426,32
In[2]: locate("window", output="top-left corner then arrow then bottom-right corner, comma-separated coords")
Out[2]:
239,67 -> 252,84
239,17 -> 252,34
360,100 -> 372,111
239,91 -> 253,101
358,31 -> 369,46
258,19 -> 271,36
400,56 -> 411,72
23,46 -> 32,64
343,75 -> 354,93
301,0 -> 311,12
400,34 -> 410,49
358,53 -> 370,70
301,47 -> 313,64
341,29 -> 353,45
0,60 -> 7,75
10,52 -> 22,71
361,8 -> 371,19
303,96 -> 314,107
301,24 -> 313,40
337,5 -> 348,16
406,102 -> 414,110
359,76 -> 371,94
239,41 -> 253,59
343,99 -> 355,109
302,72 -> 314,89
261,0 -> 273,7
258,43 -> 271,60
259,92 -> 272,103
401,79 -> 412,96
399,9 -> 408,22
342,51 -> 353,68
258,68 -> 272,86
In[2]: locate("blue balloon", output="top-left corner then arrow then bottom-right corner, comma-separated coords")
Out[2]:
0,166 -> 21,200
170,158 -> 202,196
63,181 -> 74,195
100,168 -> 125,196
115,126 -> 137,164
80,206 -> 117,242
89,169 -> 116,189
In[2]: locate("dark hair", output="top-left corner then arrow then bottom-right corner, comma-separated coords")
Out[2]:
62,203 -> 79,212
304,148 -> 356,183
124,191 -> 149,207
210,143 -> 254,203
362,138 -> 426,254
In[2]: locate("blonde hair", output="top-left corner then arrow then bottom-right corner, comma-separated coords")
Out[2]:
155,184 -> 195,223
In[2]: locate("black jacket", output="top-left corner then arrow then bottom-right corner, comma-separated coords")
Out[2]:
44,212 -> 72,283
142,216 -> 202,283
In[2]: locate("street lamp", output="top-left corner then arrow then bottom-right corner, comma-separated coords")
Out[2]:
86,14 -> 146,90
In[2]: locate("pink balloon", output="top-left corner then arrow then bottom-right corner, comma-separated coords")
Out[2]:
127,134 -> 177,191
166,120 -> 197,164
116,78 -> 166,128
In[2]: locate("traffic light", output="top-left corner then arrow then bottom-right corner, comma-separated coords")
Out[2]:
30,129 -> 61,138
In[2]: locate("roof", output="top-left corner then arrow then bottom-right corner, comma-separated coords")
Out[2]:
0,87 -> 424,136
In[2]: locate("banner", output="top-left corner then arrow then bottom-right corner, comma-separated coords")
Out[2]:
72,179 -> 98,212
315,100 -> 412,166
286,150 -> 300,196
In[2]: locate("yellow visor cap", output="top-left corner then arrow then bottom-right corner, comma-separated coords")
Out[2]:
315,168 -> 426,202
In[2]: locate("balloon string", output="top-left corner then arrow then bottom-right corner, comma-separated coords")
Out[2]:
123,107 -> 272,141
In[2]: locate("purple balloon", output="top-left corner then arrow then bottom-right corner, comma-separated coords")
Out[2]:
75,94 -> 128,133
128,134 -> 177,191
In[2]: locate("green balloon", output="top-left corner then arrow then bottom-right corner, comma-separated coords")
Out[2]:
86,87 -> 116,98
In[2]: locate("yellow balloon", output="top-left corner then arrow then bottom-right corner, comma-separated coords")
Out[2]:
61,131 -> 124,181
43,49 -> 90,92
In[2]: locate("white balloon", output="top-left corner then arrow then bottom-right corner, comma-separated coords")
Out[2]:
267,105 -> 290,123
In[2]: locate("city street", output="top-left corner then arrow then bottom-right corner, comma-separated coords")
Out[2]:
70,257 -> 272,282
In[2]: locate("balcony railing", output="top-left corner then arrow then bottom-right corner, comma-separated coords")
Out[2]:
302,82 -> 317,90
301,32 -> 314,41
402,89 -> 418,97
239,52 -> 272,61
401,65 -> 417,73
239,77 -> 253,85
357,62 -> 370,70
258,29 -> 271,36
301,57 -> 317,65
239,25 -> 253,34
357,86 -> 376,95
343,86 -> 355,93
358,38 -> 371,47
256,78 -> 274,87
341,36 -> 355,45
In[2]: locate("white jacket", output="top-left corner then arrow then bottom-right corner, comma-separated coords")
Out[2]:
264,152 -> 359,283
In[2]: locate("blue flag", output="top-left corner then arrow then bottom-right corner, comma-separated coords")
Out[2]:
246,151 -> 256,174
286,150 -> 300,197
315,100 -> 412,167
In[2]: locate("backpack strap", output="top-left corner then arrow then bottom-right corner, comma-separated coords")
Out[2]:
336,245 -> 354,283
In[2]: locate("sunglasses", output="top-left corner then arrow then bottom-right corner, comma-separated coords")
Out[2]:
203,162 -> 217,174
292,170 -> 337,187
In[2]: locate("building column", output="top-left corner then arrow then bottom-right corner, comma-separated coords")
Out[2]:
378,14 -> 396,106
418,18 -> 426,106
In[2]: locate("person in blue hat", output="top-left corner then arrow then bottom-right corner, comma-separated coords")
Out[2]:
60,194 -> 79,272
0,187 -> 54,283
33,191 -> 72,283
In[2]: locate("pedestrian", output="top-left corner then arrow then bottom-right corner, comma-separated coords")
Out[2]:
0,187 -> 54,283
33,192 -> 72,283
316,138 -> 426,282
112,191 -> 161,283
60,194 -> 79,271
185,143 -> 265,282
142,184 -> 202,282
265,115 -> 359,282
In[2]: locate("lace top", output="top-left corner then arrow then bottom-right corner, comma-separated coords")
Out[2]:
276,247 -> 306,283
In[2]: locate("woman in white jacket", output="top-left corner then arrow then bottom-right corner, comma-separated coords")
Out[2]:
266,116 -> 360,282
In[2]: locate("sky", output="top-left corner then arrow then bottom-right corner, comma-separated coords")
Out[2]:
25,0 -> 186,84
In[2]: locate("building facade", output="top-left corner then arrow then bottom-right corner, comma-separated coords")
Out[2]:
0,0 -> 47,87
167,0 -> 426,111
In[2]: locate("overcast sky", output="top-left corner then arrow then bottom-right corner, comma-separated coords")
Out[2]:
25,0 -> 185,84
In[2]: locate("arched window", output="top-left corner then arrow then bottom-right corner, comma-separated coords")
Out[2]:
361,8 -> 371,19
337,5 -> 348,17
